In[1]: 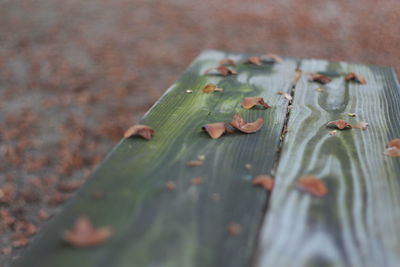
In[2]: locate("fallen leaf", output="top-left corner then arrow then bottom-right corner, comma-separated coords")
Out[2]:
345,72 -> 367,84
186,160 -> 203,167
326,120 -> 352,130
202,83 -> 223,93
263,53 -> 284,63
124,125 -> 155,140
205,65 -> 237,76
309,73 -> 332,84
352,121 -> 369,131
244,163 -> 252,170
227,223 -> 241,236
295,176 -> 327,197
230,114 -> 264,134
63,216 -> 112,248
347,113 -> 357,117
12,236 -> 29,248
191,177 -> 203,185
329,130 -> 337,136
246,56 -> 262,65
252,175 -> 274,191
165,181 -> 176,191
242,97 -> 271,109
384,139 -> 400,157
219,59 -> 236,66
292,68 -> 302,84
277,91 -> 292,101
202,122 -> 226,139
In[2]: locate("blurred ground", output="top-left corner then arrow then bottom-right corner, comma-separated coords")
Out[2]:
0,0 -> 399,264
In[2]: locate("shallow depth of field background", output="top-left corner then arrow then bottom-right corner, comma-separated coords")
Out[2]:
0,0 -> 399,263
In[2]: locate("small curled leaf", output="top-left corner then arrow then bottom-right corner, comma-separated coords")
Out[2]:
388,139 -> 400,149
345,72 -> 366,84
242,97 -> 271,109
230,113 -> 264,133
252,175 -> 274,191
277,91 -> 292,101
202,84 -> 223,93
205,65 -> 237,76
245,56 -> 263,65
385,139 -> 400,157
326,120 -> 352,130
309,73 -> 332,84
352,121 -> 369,131
263,53 -> 284,63
124,125 -> 155,140
186,160 -> 203,167
227,222 -> 241,236
202,122 -> 227,139
296,176 -> 327,197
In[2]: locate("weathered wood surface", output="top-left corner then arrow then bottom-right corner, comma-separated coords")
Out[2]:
256,60 -> 400,267
13,51 -> 297,267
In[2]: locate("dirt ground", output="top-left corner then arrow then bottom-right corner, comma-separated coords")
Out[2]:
0,0 -> 399,264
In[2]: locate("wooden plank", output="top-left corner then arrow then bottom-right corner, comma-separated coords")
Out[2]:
255,59 -> 400,266
14,50 -> 297,267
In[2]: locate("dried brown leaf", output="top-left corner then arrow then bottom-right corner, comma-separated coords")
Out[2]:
242,97 -> 271,109
202,83 -> 223,93
252,175 -> 274,191
227,223 -> 241,236
246,56 -> 262,65
385,139 -> 400,157
186,160 -> 203,167
191,177 -> 203,185
230,114 -> 264,133
388,139 -> 400,149
63,215 -> 112,248
165,181 -> 176,191
326,120 -> 352,130
219,59 -> 236,66
123,125 -> 155,140
264,53 -> 284,63
202,122 -> 226,139
345,72 -> 367,84
296,175 -> 327,197
205,65 -> 237,76
352,121 -> 369,131
310,73 -> 332,84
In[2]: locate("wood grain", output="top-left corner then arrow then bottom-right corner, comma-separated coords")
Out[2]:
13,51 -> 297,267
256,60 -> 400,267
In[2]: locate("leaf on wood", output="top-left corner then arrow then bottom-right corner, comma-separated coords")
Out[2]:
219,58 -> 236,66
309,73 -> 332,84
245,163 -> 252,170
277,91 -> 292,101
191,177 -> 203,185
292,68 -> 302,84
347,113 -> 357,117
263,53 -> 284,63
352,121 -> 369,131
165,181 -> 176,191
202,83 -> 223,93
242,97 -> 271,109
345,72 -> 367,84
123,125 -> 155,140
329,130 -> 337,136
245,56 -> 262,65
205,65 -> 237,76
202,122 -> 226,139
186,160 -> 203,167
227,222 -> 242,236
295,176 -> 327,197
252,175 -> 274,192
326,120 -> 352,130
230,113 -> 264,134
384,139 -> 400,157
185,89 -> 193,94
63,215 -> 112,248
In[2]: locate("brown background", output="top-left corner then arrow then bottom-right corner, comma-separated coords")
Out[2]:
0,0 -> 399,264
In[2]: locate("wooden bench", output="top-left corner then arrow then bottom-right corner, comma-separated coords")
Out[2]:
14,50 -> 400,267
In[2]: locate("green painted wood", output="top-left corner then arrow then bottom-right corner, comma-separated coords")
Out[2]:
14,50 -> 297,267
255,60 -> 400,267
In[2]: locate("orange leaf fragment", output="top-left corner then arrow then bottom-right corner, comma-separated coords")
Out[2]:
252,175 -> 274,192
202,122 -> 226,139
63,216 -> 112,248
352,121 -> 369,131
246,56 -> 263,65
205,65 -> 237,76
309,73 -> 332,84
227,222 -> 242,236
327,120 -> 352,130
295,176 -> 327,197
263,53 -> 284,63
202,83 -> 223,93
165,181 -> 176,191
277,91 -> 292,101
242,97 -> 271,109
186,160 -> 203,167
385,139 -> 400,157
230,113 -> 264,134
219,58 -> 236,66
124,125 -> 155,140
345,72 -> 367,84
191,177 -> 203,185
